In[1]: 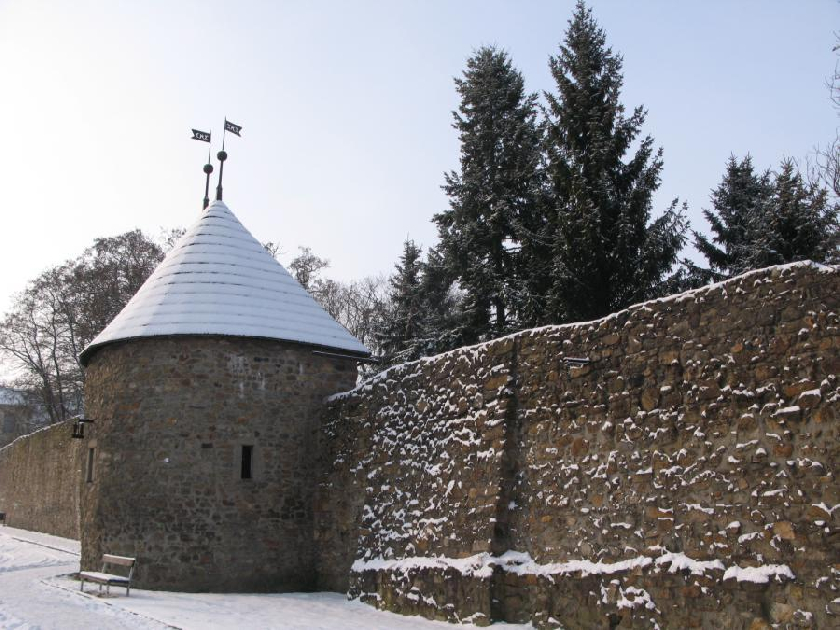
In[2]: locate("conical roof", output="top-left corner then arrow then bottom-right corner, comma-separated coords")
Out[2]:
80,200 -> 369,364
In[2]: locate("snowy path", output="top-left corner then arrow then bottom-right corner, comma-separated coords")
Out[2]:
0,527 -> 528,629
0,527 -> 159,629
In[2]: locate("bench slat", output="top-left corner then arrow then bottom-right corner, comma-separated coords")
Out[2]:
80,571 -> 130,584
102,554 -> 135,566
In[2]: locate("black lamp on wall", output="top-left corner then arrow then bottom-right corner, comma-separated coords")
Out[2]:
70,416 -> 94,439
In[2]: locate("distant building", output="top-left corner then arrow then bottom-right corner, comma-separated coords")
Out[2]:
0,387 -> 45,448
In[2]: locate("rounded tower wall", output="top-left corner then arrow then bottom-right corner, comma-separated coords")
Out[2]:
81,335 -> 358,592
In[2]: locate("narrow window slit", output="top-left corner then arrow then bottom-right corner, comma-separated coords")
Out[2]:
86,447 -> 95,482
241,445 -> 253,480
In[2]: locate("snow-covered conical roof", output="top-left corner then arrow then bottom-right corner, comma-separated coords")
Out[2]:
80,200 -> 369,364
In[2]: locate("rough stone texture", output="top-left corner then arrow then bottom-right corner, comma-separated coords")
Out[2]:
317,262 -> 840,628
0,420 -> 84,539
81,335 -> 358,592
0,262 -> 836,625
315,336 -> 516,594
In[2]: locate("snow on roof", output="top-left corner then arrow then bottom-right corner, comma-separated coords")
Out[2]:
80,200 -> 369,363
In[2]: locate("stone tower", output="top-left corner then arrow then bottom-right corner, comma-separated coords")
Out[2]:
78,199 -> 368,591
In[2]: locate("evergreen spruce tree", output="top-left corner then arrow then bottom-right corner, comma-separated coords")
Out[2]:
376,242 -> 466,369
750,160 -> 839,267
418,245 -> 467,355
695,156 -> 838,278
544,2 -> 686,322
694,155 -> 773,279
378,239 -> 425,365
434,46 -> 544,344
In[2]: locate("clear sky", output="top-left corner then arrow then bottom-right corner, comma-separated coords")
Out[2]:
0,0 -> 837,317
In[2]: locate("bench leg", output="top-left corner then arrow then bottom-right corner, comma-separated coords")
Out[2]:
80,578 -> 84,592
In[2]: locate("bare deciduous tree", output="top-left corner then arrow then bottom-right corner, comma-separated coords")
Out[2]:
159,227 -> 187,252
262,241 -> 282,259
0,270 -> 79,423
0,231 -> 165,422
318,276 -> 388,354
288,246 -> 388,363
809,35 -> 840,198
289,246 -> 330,291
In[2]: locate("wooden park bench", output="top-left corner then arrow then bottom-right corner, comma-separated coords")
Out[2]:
79,554 -> 136,597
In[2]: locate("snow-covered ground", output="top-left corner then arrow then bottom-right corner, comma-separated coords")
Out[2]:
0,526 -> 528,629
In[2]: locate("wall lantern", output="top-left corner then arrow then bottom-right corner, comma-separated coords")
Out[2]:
70,416 -> 94,439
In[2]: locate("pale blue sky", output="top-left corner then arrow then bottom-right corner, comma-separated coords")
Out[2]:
0,0 -> 837,316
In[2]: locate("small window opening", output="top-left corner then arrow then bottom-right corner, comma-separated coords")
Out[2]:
241,445 -> 253,480
86,447 -> 95,483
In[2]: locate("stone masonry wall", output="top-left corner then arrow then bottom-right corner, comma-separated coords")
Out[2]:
316,262 -> 840,629
315,337 -> 516,598
0,420 -> 84,539
82,335 -> 358,592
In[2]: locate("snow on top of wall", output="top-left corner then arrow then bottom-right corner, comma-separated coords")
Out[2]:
0,420 -> 63,454
81,200 -> 369,363
329,260 -> 836,402
351,549 -> 794,585
722,563 -> 795,584
654,552 -> 725,575
351,550 -> 653,580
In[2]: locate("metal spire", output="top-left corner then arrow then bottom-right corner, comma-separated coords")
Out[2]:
202,149 -> 214,210
215,148 -> 227,201
191,127 -> 213,209
190,118 -> 239,203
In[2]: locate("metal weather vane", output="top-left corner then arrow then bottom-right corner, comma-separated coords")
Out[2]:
190,119 -> 243,209
224,118 -> 242,138
191,129 -> 211,143
191,128 -> 213,209
215,117 -> 243,202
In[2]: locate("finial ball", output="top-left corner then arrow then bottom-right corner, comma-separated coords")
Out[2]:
203,163 -> 214,174
217,150 -> 228,161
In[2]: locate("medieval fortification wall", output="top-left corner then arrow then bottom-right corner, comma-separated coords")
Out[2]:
0,420 -> 83,539
0,262 -> 836,628
316,262 -> 839,629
